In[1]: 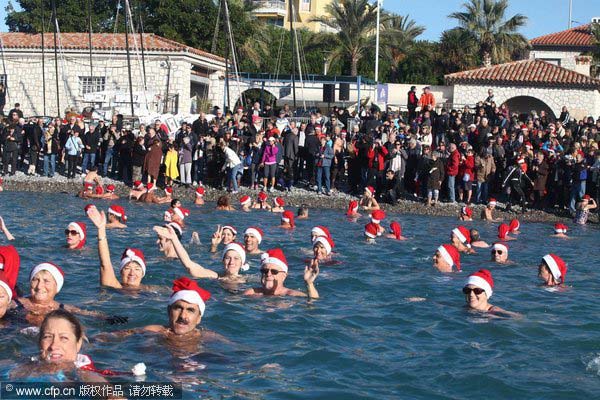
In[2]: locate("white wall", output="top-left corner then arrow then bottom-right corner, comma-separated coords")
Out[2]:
385,83 -> 454,109
529,49 -> 585,74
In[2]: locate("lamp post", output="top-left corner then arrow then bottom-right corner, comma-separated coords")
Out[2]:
375,0 -> 382,83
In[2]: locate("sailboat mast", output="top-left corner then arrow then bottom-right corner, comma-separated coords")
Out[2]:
124,0 -> 135,116
51,0 -> 60,116
288,0 -> 297,111
138,10 -> 147,91
41,0 -> 46,115
87,0 -> 93,78
221,0 -> 230,112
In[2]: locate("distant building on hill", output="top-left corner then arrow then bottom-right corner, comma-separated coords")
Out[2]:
251,0 -> 337,32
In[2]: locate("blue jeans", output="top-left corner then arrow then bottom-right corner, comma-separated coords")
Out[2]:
316,165 -> 331,193
447,175 -> 456,202
43,154 -> 56,177
193,158 -> 204,184
476,181 -> 488,204
103,148 -> 113,175
228,163 -> 243,191
569,181 -> 586,212
82,153 -> 96,174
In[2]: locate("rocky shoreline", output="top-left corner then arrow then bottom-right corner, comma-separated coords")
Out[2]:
1,172 -> 596,224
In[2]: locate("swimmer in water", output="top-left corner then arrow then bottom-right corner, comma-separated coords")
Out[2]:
364,222 -> 379,243
469,229 -> 489,248
239,195 -> 252,212
551,223 -> 569,238
82,166 -> 102,188
490,243 -> 509,264
0,245 -> 20,319
271,197 -> 285,213
360,186 -> 380,211
574,194 -> 597,225
459,206 -> 473,221
252,191 -> 271,210
139,183 -> 170,204
101,184 -> 119,200
0,216 -> 15,241
0,273 -> 14,319
346,200 -> 360,218
244,227 -> 264,255
450,226 -> 475,254
297,204 -> 309,220
210,225 -> 237,253
433,244 -> 461,273
310,226 -> 331,242
194,186 -> 205,206
509,218 -> 520,234
386,221 -> 406,240
482,198 -> 502,221
538,254 -> 567,287
129,180 -> 145,200
77,183 -> 95,198
243,248 -> 319,298
463,269 -> 520,317
280,211 -> 295,229
0,176 -> 3,192
312,236 -> 334,262
216,195 -> 235,211
497,223 -> 515,241
164,199 -> 188,227
64,222 -> 86,250
105,205 -> 127,229
370,210 -> 386,236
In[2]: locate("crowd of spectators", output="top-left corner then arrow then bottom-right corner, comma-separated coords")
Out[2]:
1,89 -> 600,217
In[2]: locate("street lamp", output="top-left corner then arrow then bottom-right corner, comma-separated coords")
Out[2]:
375,0 -> 382,83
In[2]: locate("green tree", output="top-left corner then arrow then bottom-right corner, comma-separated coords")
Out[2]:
395,41 -> 444,84
310,0 -> 379,76
591,23 -> 600,78
381,14 -> 425,82
449,0 -> 528,67
437,27 -> 479,73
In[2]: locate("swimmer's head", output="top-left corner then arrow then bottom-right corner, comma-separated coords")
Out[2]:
217,195 -> 231,208
29,263 -> 64,302
222,243 -> 248,276
433,244 -> 460,273
491,243 -> 508,263
312,236 -> 334,261
39,309 -> 84,364
470,229 -> 480,242
244,227 -> 263,252
65,222 -> 86,249
168,277 -> 211,335
260,249 -> 288,291
538,254 -> 567,286
463,269 -> 493,310
221,226 -> 237,245
0,275 -> 12,319
297,204 -> 309,218
170,199 -> 181,209
119,248 -> 146,287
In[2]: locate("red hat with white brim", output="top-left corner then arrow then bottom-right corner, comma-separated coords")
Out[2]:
364,223 -> 379,239
542,254 -> 567,283
311,226 -> 331,239
196,187 -> 205,197
313,236 -> 334,255
108,205 -> 127,221
492,242 -> 508,255
452,226 -> 471,247
30,262 -> 65,292
261,248 -> 288,272
244,227 -> 264,244
222,225 -> 237,235
437,244 -> 461,271
554,223 -> 568,234
240,195 -> 251,206
120,248 -> 146,276
169,277 -> 211,315
223,242 -> 249,271
466,269 -> 494,298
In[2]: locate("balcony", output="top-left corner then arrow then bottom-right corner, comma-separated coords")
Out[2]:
252,0 -> 287,17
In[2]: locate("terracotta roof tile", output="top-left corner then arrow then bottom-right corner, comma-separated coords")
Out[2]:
0,32 -> 224,62
445,59 -> 600,89
530,24 -> 594,48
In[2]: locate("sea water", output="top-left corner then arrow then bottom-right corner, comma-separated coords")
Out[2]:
0,191 -> 599,399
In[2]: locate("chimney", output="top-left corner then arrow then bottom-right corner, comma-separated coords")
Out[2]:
575,55 -> 592,77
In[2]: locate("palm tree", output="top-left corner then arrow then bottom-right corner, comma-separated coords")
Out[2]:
449,0 -> 528,67
438,28 -> 479,73
381,14 -> 425,82
310,0 -> 379,76
591,23 -> 600,78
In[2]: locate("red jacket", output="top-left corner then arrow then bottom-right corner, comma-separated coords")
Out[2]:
459,155 -> 475,180
367,146 -> 389,171
446,150 -> 460,176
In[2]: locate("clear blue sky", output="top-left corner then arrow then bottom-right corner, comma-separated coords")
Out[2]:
1,0 -> 599,41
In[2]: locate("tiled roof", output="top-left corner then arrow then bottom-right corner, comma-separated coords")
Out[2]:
0,32 -> 224,62
445,59 -> 600,89
530,24 -> 594,48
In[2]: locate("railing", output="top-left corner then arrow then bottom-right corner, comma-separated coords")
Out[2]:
252,0 -> 287,14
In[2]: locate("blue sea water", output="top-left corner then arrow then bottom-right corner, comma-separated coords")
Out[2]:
0,191 -> 599,399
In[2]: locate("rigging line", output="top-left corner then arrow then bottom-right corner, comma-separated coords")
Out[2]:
291,2 -> 306,111
54,15 -> 71,110
107,0 -> 122,110
273,26 -> 286,82
223,0 -> 244,108
210,0 -> 222,55
0,38 -> 8,98
124,0 -> 149,112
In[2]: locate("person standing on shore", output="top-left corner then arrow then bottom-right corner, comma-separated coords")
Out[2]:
407,86 -> 418,122
445,143 -> 460,204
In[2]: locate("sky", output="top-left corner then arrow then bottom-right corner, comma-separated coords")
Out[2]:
0,0 -> 600,41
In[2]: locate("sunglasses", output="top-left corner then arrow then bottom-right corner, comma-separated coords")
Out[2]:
64,229 -> 79,236
260,268 -> 283,276
491,250 -> 503,255
462,287 -> 485,295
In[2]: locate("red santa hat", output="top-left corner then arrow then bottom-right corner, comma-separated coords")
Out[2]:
67,222 -> 87,248
164,186 -> 173,196
583,194 -> 591,201
165,222 -> 183,239
452,226 -> 471,247
95,185 -> 104,195
244,227 -> 264,244
281,210 -> 295,227
509,218 -> 520,233
258,191 -> 268,202
492,242 -> 508,255
222,242 -> 249,271
0,245 -> 20,300
239,195 -> 251,206
389,221 -> 402,240
108,205 -> 127,221
260,248 -> 288,272
222,225 -> 237,235
84,182 -> 94,191
119,248 -> 146,276
274,197 -> 285,207
172,207 -> 190,220
311,226 -> 331,239
147,182 -> 157,192
106,184 -> 115,193
465,269 -> 494,298
347,200 -> 359,216
313,235 -> 334,255
195,187 -> 205,197
0,273 -> 13,303
554,223 -> 568,234
461,206 -> 473,218
488,198 -> 497,207
133,180 -> 143,190
364,222 -> 379,239
365,186 -> 375,196
370,210 -> 386,224
498,223 -> 510,240
542,253 -> 567,283
30,262 -> 65,292
169,277 -> 211,315
437,244 -> 461,271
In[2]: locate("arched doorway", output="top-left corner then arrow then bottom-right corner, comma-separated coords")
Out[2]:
235,89 -> 278,110
502,96 -> 556,120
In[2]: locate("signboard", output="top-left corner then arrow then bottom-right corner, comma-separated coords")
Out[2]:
377,84 -> 388,105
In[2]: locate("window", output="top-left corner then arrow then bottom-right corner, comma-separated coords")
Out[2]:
300,0 -> 310,12
79,76 -> 106,95
539,58 -> 561,67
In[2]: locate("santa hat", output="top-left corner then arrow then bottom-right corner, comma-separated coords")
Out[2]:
0,245 -> 20,299
461,206 -> 473,218
258,191 -> 268,202
244,227 -> 264,244
106,184 -> 115,193
465,269 -> 494,298
509,218 -> 520,233
169,277 -> 211,316
347,200 -> 359,216
583,194 -> 591,201
222,225 -> 237,235
68,222 -> 87,248
222,243 -> 249,271
313,236 -> 334,255
239,195 -> 251,206
84,182 -> 94,191
364,222 -> 379,239
498,223 -> 510,240
172,207 -> 190,220
370,210 -> 386,224
95,185 -> 104,195
164,186 -> 173,196
30,262 -> 65,293
0,273 -> 13,303
146,182 -> 156,192
492,242 -> 508,255
274,197 -> 285,207
260,248 -> 288,272
452,226 -> 471,247
119,248 -> 146,276
166,222 -> 183,239
542,254 -> 567,283
311,226 -> 331,239
108,205 -> 127,221
365,186 -> 375,196
0,177 -> 3,185
437,244 -> 461,271
195,187 -> 205,197
133,180 -> 143,190
554,223 -> 568,234
281,210 -> 295,227
389,221 -> 402,240
517,157 -> 526,164
488,198 -> 497,207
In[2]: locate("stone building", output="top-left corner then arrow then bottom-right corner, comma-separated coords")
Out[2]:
0,32 -> 226,117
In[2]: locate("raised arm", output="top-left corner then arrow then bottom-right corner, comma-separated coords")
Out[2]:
209,225 -> 223,253
153,226 -> 218,279
304,259 -> 320,299
0,216 -> 15,241
86,206 -> 122,289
